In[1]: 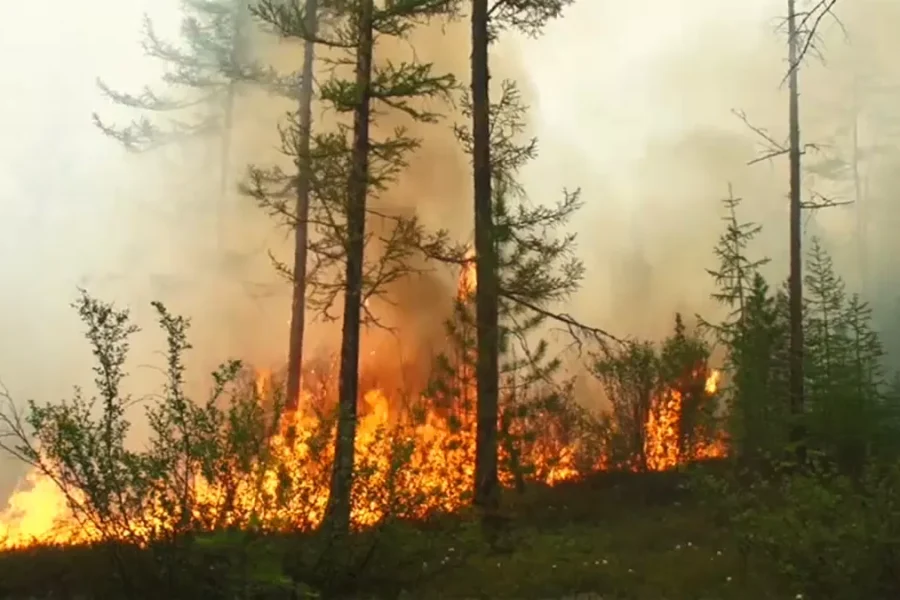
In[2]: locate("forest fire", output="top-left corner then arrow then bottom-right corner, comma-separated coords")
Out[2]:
0,369 -> 722,549
0,260 -> 723,550
645,368 -> 723,471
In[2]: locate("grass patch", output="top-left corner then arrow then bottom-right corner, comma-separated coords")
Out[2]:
0,466 -> 784,600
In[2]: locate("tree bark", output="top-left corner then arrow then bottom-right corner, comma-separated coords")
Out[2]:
327,0 -> 374,538
286,0 -> 320,411
471,0 -> 500,511
787,0 -> 805,453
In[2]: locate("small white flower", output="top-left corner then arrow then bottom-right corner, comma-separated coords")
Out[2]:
795,595 -> 803,599
628,568 -> 633,573
552,564 -> 557,569
716,550 -> 722,556
687,541 -> 692,547
675,544 -> 682,550
726,576 -> 732,583
602,559 -> 608,565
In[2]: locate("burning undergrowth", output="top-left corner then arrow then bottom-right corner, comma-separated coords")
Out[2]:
0,277 -> 723,551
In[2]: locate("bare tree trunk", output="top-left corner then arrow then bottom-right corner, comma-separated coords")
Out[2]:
286,0 -> 320,411
470,0 -> 500,511
787,0 -> 805,455
216,0 -> 251,252
327,0 -> 374,539
851,81 -> 867,298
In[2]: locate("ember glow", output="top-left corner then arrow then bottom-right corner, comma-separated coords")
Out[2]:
0,260 -> 723,549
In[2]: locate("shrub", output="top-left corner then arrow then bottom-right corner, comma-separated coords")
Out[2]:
693,456 -> 900,600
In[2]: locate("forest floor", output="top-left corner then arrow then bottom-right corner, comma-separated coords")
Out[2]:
0,465 -> 782,599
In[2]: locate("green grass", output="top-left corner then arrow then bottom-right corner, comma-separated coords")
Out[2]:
0,465 -> 782,599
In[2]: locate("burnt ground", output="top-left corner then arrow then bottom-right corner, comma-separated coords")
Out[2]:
0,463 -> 779,600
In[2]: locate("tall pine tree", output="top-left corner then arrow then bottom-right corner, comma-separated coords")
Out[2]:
467,0 -> 575,512
250,0 -> 457,538
426,78 -> 585,495
94,0 -> 269,251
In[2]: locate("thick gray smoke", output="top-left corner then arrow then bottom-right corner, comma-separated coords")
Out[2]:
2,0 -> 899,500
514,0 -> 900,342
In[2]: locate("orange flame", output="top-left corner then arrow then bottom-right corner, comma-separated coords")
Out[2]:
458,251 -> 476,299
0,259 -> 724,549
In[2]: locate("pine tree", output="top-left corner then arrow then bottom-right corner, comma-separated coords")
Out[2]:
843,294 -> 885,400
426,79 -> 585,493
728,274 -> 791,463
93,0 -> 268,249
283,0 -> 319,412
803,239 -> 886,472
700,185 -> 770,341
803,238 -> 848,400
241,0 -> 322,411
736,0 -> 846,463
840,294 -> 885,467
245,0 -> 322,412
250,0 -> 457,538
468,0 -> 575,511
700,186 -> 784,465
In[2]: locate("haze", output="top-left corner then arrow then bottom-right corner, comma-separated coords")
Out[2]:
2,0 -> 898,498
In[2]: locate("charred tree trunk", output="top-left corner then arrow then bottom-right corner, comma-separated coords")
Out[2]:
286,0 -> 320,411
787,0 -> 806,457
326,0 -> 374,539
471,0 -> 501,511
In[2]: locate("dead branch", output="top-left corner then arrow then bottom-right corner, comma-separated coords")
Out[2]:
733,109 -> 821,165
800,190 -> 852,210
793,0 -> 842,69
500,291 -> 625,351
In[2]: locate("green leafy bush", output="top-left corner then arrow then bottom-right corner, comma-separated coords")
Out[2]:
721,460 -> 900,600
0,292 -> 321,597
0,292 -> 291,544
